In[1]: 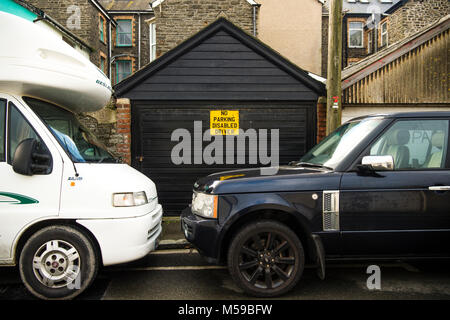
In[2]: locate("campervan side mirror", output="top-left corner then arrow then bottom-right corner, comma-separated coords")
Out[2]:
357,155 -> 394,173
12,138 -> 52,176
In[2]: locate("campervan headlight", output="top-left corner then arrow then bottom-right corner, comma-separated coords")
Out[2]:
191,191 -> 218,219
113,191 -> 148,207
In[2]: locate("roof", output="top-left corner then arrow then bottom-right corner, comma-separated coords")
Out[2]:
151,0 -> 260,8
114,17 -> 326,98
323,0 -> 402,15
89,0 -> 116,22
385,0 -> 409,14
342,14 -> 450,89
98,0 -> 153,11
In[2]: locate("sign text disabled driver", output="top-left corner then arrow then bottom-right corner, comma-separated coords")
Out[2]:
210,110 -> 239,135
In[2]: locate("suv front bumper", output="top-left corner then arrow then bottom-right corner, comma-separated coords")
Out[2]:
181,207 -> 222,264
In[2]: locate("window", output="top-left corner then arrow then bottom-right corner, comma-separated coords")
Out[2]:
300,118 -> 383,169
0,100 -> 5,161
25,97 -> 116,163
369,120 -> 449,170
116,60 -> 132,83
149,23 -> 156,62
100,55 -> 106,74
367,30 -> 373,54
381,22 -> 388,47
117,19 -> 132,46
99,16 -> 105,42
349,21 -> 364,48
8,102 -> 40,164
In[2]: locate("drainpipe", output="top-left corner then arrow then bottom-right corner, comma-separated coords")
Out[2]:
109,21 -> 112,78
252,3 -> 261,37
138,13 -> 141,69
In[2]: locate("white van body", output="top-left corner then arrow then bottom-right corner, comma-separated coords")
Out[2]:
0,12 -> 162,299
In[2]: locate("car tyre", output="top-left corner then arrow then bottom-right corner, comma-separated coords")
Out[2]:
227,220 -> 304,297
19,225 -> 98,300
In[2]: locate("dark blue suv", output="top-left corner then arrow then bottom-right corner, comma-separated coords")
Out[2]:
181,113 -> 450,297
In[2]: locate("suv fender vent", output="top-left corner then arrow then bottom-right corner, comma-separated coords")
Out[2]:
323,190 -> 340,231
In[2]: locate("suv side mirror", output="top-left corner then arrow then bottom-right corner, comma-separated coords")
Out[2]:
12,138 -> 52,176
358,155 -> 394,173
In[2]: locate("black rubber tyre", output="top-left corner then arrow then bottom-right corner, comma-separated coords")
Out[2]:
227,220 -> 304,297
19,225 -> 98,300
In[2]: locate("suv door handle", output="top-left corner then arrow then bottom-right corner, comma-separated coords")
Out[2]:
429,186 -> 450,191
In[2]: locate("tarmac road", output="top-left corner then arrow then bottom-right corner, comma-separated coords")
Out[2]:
0,249 -> 449,300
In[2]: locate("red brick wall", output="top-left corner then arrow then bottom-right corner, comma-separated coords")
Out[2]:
115,98 -> 132,164
317,97 -> 327,143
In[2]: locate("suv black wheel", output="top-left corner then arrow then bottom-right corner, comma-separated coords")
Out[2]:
19,225 -> 99,300
227,220 -> 304,297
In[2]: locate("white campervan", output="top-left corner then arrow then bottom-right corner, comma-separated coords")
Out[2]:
0,12 -> 162,299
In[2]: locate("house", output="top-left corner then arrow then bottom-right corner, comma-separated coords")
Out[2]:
24,0 -> 116,78
257,0 -> 324,75
341,15 -> 449,122
2,0 -> 92,60
321,0 -> 403,76
98,0 -> 154,85
113,18 -> 326,215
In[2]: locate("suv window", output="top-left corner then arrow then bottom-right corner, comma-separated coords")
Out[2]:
8,102 -> 40,164
0,100 -> 5,161
370,119 -> 449,170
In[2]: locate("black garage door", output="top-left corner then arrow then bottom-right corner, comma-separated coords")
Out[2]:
131,102 -> 316,216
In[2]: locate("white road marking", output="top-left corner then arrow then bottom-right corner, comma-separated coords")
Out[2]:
150,249 -> 197,255
106,249 -> 422,273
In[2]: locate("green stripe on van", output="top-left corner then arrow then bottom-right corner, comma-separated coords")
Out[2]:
0,192 -> 39,205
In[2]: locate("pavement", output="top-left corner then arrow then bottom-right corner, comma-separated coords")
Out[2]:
159,216 -> 191,250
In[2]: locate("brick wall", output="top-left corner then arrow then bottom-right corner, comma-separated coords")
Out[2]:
78,98 -> 132,164
153,0 -> 257,58
388,0 -> 449,44
114,98 -> 132,164
316,97 -> 327,143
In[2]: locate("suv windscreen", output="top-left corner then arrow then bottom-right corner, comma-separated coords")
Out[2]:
299,118 -> 384,169
24,97 -> 117,163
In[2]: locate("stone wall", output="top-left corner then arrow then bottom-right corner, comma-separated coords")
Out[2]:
388,0 -> 449,44
77,98 -> 132,164
153,0 -> 257,58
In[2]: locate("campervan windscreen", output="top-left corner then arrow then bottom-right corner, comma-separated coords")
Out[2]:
24,97 -> 118,163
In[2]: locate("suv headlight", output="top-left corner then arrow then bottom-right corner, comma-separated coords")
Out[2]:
113,191 -> 148,207
192,191 -> 218,219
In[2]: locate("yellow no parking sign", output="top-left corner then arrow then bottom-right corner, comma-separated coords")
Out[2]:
210,110 -> 239,135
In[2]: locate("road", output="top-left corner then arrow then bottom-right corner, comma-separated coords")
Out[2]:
1,249 -> 450,300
